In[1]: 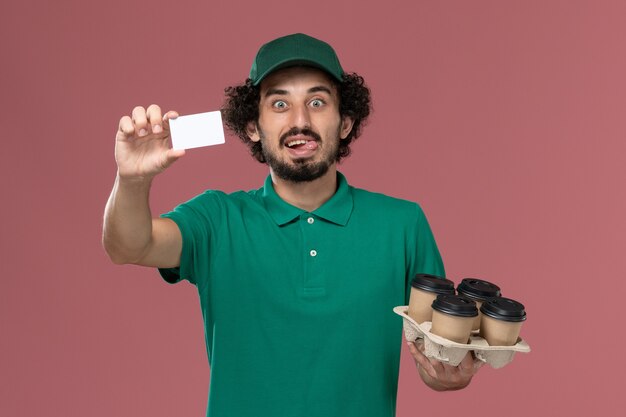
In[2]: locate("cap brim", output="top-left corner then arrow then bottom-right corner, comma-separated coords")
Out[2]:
252,57 -> 343,86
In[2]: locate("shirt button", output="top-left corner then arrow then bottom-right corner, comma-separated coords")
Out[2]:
310,250 -> 317,257
307,217 -> 315,224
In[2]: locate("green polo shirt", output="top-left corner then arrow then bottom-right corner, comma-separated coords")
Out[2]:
159,172 -> 444,417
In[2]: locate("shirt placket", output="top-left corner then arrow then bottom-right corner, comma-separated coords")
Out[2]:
300,213 -> 325,297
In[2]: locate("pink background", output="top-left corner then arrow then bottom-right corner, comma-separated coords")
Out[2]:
2,0 -> 624,415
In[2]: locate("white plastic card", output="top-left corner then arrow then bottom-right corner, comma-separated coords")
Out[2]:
169,111 -> 225,150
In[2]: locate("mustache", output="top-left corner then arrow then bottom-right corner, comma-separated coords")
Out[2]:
280,128 -> 322,146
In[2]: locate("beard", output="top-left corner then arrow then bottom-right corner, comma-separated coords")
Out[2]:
259,126 -> 340,183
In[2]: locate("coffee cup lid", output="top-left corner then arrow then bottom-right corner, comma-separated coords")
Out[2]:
457,278 -> 502,301
411,274 -> 455,294
480,297 -> 527,322
431,294 -> 478,318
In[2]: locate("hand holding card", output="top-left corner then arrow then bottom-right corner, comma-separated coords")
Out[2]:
169,111 -> 226,150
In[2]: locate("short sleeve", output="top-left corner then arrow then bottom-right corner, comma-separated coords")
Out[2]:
157,191 -> 223,290
405,204 -> 446,304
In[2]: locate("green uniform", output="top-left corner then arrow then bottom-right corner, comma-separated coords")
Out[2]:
159,172 -> 444,417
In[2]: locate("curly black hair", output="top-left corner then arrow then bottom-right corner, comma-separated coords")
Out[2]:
222,72 -> 371,163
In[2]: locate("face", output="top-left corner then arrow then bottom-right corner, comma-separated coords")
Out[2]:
247,66 -> 354,182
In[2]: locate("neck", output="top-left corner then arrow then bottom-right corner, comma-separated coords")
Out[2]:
270,165 -> 338,212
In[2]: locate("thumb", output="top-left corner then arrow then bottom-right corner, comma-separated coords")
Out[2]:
161,148 -> 186,170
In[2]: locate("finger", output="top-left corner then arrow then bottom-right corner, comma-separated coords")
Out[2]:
441,362 -> 461,383
131,106 -> 148,137
118,115 -> 135,139
407,342 -> 437,379
407,341 -> 427,361
414,339 -> 426,353
163,110 -> 179,131
428,357 -> 446,372
470,351 -> 485,371
161,148 -> 186,170
411,341 -> 439,378
146,104 -> 163,134
458,351 -> 476,376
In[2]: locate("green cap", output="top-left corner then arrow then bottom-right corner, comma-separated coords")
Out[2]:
249,33 -> 344,86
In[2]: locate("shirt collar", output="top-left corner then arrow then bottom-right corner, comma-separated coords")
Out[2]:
262,172 -> 354,226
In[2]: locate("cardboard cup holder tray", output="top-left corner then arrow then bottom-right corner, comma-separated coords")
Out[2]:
394,306 -> 530,369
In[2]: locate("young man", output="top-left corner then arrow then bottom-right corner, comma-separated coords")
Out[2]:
103,33 -> 480,417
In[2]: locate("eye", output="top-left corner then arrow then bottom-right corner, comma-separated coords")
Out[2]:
310,99 -> 324,108
272,100 -> 287,109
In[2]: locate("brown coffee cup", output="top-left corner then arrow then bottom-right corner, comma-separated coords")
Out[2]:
456,278 -> 502,330
430,294 -> 478,344
479,297 -> 527,346
407,274 -> 455,324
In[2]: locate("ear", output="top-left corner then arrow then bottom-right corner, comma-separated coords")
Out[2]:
246,121 -> 260,142
339,116 -> 354,140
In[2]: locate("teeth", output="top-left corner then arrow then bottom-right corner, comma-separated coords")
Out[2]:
286,140 -> 307,147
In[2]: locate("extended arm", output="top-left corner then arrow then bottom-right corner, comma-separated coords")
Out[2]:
102,105 -> 184,268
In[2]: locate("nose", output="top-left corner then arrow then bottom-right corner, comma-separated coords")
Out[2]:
289,102 -> 311,130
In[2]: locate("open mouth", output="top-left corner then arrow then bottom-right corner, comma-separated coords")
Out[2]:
285,139 -> 318,150
281,128 -> 322,157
